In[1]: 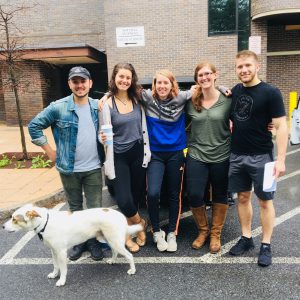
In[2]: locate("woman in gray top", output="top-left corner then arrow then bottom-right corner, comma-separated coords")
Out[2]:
185,61 -> 231,254
99,63 -> 150,253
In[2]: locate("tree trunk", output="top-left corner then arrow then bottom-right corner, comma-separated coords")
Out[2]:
10,69 -> 28,160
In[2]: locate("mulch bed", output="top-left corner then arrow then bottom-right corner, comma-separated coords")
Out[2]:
0,152 -> 54,169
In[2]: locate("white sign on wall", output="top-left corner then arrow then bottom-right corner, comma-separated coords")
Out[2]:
249,36 -> 261,55
116,26 -> 145,47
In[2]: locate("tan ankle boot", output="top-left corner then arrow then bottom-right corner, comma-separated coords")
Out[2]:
191,206 -> 209,249
210,203 -> 228,254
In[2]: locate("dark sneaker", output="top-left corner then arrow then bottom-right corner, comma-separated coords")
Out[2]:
229,236 -> 255,256
227,192 -> 235,206
68,242 -> 87,261
99,242 -> 111,251
258,244 -> 272,267
86,238 -> 104,261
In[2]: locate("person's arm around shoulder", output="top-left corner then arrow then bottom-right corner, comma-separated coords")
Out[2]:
272,116 -> 288,178
28,103 -> 57,163
98,94 -> 110,111
140,88 -> 152,105
217,85 -> 232,97
176,86 -> 197,104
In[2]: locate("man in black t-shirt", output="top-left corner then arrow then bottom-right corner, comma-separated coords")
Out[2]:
228,50 -> 288,267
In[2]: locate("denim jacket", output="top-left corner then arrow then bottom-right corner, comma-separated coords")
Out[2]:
28,94 -> 105,174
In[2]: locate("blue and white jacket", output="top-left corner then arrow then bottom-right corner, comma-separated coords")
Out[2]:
141,89 -> 192,152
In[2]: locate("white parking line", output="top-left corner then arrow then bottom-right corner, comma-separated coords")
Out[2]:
1,166 -> 300,266
0,232 -> 35,264
285,148 -> 300,157
278,169 -> 300,182
2,256 -> 300,265
1,204 -> 300,266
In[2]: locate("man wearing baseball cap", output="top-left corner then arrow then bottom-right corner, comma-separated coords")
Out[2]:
29,66 -> 105,261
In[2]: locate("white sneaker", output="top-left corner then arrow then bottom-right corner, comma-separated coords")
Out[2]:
167,232 -> 177,252
153,230 -> 168,252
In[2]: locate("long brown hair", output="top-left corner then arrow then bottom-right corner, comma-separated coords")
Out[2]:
152,69 -> 179,99
192,61 -> 217,112
108,63 -> 142,102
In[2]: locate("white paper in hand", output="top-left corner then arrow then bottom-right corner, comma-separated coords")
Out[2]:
263,161 -> 277,192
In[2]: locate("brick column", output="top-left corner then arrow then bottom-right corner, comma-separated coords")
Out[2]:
251,19 -> 268,81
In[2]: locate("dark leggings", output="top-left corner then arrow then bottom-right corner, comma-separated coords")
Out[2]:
186,155 -> 229,207
147,150 -> 185,234
113,141 -> 146,218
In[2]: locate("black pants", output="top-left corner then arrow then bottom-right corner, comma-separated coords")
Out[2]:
186,155 -> 229,207
147,150 -> 185,234
113,141 -> 146,218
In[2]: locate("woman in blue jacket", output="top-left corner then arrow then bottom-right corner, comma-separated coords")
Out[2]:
140,70 -> 194,252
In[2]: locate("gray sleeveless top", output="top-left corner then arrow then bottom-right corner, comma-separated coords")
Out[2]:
110,96 -> 143,153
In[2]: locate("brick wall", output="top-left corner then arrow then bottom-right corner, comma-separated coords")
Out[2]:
40,64 -> 63,107
268,25 -> 300,52
252,0 -> 300,16
1,61 -> 44,125
250,19 -> 268,82
266,24 -> 300,108
103,0 -> 238,88
267,56 -> 300,110
0,0 -> 106,51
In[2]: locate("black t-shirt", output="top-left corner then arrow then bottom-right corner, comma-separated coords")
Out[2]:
230,81 -> 286,155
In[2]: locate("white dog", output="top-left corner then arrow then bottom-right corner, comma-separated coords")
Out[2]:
3,204 -> 142,287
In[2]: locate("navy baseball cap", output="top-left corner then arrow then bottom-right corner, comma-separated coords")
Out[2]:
68,66 -> 91,80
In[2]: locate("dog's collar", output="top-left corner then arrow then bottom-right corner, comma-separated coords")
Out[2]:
34,213 -> 49,241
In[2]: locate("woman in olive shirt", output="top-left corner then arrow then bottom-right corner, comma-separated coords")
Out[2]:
185,61 -> 231,254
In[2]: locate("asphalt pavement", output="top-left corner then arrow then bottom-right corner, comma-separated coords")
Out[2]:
0,144 -> 300,299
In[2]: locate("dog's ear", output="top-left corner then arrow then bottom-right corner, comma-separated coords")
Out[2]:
13,214 -> 26,224
26,210 -> 41,219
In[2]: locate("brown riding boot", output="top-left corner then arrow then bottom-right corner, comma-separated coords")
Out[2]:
210,203 -> 229,254
191,206 -> 209,249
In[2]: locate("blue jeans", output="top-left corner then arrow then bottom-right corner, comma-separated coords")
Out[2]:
60,168 -> 102,212
147,150 -> 185,234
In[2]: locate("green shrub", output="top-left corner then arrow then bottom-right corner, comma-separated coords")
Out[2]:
31,155 -> 52,169
0,155 -> 11,167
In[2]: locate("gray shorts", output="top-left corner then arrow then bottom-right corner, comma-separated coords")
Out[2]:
228,153 -> 275,200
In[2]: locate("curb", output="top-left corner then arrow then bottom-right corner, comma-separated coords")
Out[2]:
0,189 -> 66,224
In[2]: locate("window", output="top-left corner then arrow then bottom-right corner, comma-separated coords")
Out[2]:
208,0 -> 250,50
208,0 -> 236,35
238,0 -> 250,51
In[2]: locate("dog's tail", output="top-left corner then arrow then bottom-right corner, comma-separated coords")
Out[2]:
127,224 -> 143,236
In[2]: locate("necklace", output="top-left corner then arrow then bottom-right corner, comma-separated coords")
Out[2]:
115,96 -> 129,106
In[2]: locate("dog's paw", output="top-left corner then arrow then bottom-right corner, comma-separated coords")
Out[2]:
48,272 -> 59,279
55,278 -> 66,287
127,268 -> 136,275
107,258 -> 115,265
